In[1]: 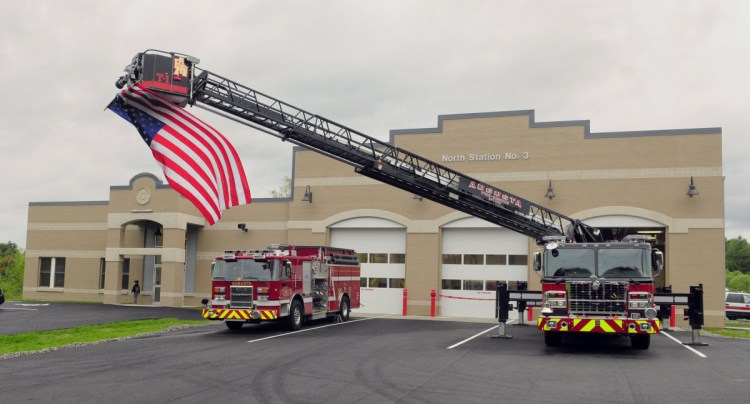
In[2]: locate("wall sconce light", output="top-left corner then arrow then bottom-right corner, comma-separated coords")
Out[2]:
237,223 -> 248,232
413,194 -> 423,201
545,180 -> 556,200
302,185 -> 313,203
687,176 -> 699,197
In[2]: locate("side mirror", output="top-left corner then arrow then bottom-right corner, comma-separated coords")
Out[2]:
652,250 -> 664,272
533,251 -> 542,272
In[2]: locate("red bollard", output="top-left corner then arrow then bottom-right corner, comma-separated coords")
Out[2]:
528,306 -> 533,322
670,305 -> 676,328
402,288 -> 408,316
430,289 -> 437,317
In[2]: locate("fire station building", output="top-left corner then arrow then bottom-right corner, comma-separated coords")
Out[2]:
24,110 -> 725,327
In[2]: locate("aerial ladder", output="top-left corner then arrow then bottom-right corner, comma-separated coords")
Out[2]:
115,50 -> 601,245
114,50 -> 705,348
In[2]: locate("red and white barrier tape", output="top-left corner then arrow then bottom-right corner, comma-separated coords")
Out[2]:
437,294 -> 495,301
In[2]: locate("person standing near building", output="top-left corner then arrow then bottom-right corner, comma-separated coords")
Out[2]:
131,280 -> 140,304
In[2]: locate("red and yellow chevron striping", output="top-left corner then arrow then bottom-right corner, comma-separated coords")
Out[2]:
538,317 -> 660,334
202,308 -> 278,321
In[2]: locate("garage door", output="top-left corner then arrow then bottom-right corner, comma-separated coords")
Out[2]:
330,217 -> 406,315
441,217 -> 528,319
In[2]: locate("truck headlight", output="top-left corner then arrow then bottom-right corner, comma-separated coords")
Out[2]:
629,292 -> 652,310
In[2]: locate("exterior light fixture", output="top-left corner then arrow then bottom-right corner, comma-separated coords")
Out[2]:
302,185 -> 313,203
413,194 -> 423,201
545,180 -> 555,200
687,176 -> 699,197
237,223 -> 248,232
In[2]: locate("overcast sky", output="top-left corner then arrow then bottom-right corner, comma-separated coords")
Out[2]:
2,0 -> 748,249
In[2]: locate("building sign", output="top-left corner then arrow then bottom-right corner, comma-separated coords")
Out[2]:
442,151 -> 529,163
458,177 -> 527,210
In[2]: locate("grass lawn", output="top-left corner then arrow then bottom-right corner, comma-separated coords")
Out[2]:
0,318 -> 207,356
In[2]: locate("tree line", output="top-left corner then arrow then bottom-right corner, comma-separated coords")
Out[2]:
0,241 -> 24,300
726,236 -> 750,292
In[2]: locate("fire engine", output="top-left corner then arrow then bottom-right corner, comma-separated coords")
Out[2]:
201,245 -> 360,330
533,235 -> 663,349
115,50 -> 692,348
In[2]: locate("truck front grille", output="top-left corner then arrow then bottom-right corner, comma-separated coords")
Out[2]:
568,281 -> 627,316
230,286 -> 253,308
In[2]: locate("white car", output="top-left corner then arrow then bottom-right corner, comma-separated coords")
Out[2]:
725,291 -> 750,320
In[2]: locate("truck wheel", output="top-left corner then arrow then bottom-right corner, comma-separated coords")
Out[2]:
631,334 -> 650,350
544,331 -> 562,347
225,321 -> 243,330
339,297 -> 350,322
288,300 -> 303,331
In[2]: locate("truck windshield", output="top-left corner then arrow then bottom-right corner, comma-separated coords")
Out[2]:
598,249 -> 647,278
545,247 -> 648,278
545,248 -> 595,278
212,259 -> 279,281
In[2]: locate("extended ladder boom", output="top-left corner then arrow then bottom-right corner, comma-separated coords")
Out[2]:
116,50 -> 601,244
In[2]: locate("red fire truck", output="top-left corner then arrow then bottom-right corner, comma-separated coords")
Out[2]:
201,245 -> 360,330
533,234 -> 664,349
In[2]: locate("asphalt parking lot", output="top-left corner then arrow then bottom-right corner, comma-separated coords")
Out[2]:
0,301 -> 201,335
2,302 -> 750,403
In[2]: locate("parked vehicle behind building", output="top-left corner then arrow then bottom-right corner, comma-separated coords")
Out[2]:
725,291 -> 750,320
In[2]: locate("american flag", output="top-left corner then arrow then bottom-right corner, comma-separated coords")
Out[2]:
107,83 -> 251,224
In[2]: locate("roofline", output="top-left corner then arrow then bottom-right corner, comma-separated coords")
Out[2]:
388,110 -> 722,143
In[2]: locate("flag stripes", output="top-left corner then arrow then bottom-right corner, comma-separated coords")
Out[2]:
109,83 -> 251,224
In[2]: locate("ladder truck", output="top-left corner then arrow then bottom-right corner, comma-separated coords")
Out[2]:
114,50 -> 697,348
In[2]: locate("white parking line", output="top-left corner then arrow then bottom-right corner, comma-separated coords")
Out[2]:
660,331 -> 708,358
447,319 -> 516,349
247,315 -> 390,344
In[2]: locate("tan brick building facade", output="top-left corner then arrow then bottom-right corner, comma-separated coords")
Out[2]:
25,110 -> 725,326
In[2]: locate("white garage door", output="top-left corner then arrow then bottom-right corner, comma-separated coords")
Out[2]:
330,217 -> 406,315
441,217 -> 529,319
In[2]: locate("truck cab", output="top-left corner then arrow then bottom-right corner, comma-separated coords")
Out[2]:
535,235 -> 664,349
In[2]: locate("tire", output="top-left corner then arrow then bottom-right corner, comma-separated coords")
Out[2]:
631,334 -> 650,350
339,297 -> 350,322
288,300 -> 303,331
225,321 -> 243,330
544,331 -> 562,347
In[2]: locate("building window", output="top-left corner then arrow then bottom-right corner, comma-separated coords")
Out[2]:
370,253 -> 388,263
356,253 -> 368,263
368,278 -> 387,288
442,279 -> 461,290
442,254 -> 462,264
463,280 -> 484,290
485,280 -> 505,291
389,253 -> 406,264
486,255 -> 507,265
508,255 -> 528,265
389,278 -> 405,288
99,258 -> 106,289
121,258 -> 131,290
463,254 -> 484,265
39,257 -> 66,288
